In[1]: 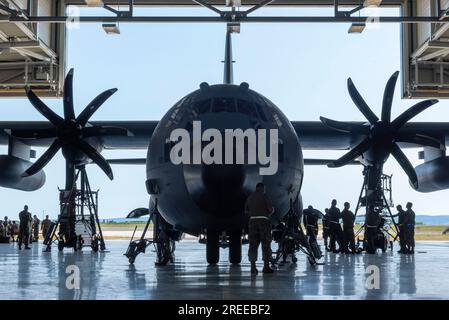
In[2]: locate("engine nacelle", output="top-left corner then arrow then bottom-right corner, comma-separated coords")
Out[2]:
0,155 -> 45,191
414,156 -> 449,193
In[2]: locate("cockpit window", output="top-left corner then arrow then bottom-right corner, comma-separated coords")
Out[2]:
255,103 -> 268,122
272,112 -> 283,127
213,97 -> 236,113
194,99 -> 212,115
237,99 -> 258,118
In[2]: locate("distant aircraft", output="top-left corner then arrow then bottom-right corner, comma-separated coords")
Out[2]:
1,28 -> 448,265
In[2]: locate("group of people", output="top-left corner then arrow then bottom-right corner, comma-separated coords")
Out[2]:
320,200 -> 416,255
0,218 -> 19,242
393,202 -> 416,254
244,183 -> 420,274
0,205 -> 52,250
321,200 -> 359,254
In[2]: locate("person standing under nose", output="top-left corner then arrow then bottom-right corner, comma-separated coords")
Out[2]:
18,205 -> 32,250
245,182 -> 275,275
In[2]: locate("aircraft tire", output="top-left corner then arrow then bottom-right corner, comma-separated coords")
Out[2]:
228,230 -> 242,264
206,230 -> 220,264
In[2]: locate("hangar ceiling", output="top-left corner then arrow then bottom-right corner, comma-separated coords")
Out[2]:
0,1 -> 65,97
0,1 -> 449,99
402,1 -> 449,98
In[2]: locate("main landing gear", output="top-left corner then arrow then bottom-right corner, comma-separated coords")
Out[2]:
124,200 -> 182,266
200,229 -> 247,265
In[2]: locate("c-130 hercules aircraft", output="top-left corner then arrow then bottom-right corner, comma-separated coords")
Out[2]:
1,27 -> 449,265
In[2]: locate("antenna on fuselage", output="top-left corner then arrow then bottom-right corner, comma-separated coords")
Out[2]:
223,22 -> 239,85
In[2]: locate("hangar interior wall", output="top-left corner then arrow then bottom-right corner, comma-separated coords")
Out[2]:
402,0 -> 449,98
0,0 -> 65,98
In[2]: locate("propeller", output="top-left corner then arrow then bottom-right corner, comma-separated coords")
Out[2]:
12,68 -> 127,184
320,71 -> 441,189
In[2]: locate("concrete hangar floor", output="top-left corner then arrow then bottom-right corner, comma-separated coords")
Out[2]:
0,240 -> 448,300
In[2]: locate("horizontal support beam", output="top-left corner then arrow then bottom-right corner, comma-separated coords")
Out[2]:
428,40 -> 449,48
418,48 -> 449,61
0,40 -> 40,49
64,0 -> 403,6
7,15 -> 448,23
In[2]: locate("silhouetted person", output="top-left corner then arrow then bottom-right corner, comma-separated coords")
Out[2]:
405,202 -> 416,254
0,216 -> 8,238
41,215 -> 52,240
365,206 -> 381,254
11,221 -> 18,242
322,208 -> 330,251
303,205 -> 319,242
328,199 -> 343,253
18,205 -> 32,250
392,204 -> 407,253
245,182 -> 274,274
341,202 -> 356,254
32,215 -> 40,242
303,205 -> 321,258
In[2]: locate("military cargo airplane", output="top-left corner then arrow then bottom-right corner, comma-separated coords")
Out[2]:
1,29 -> 449,265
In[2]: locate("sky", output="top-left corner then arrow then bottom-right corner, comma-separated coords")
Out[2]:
1,5 -> 449,220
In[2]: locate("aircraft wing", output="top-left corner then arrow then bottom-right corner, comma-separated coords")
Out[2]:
0,121 -> 159,149
2,120 -> 449,151
292,121 -> 449,150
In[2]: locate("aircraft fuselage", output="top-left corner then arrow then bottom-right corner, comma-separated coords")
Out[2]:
146,83 -> 304,235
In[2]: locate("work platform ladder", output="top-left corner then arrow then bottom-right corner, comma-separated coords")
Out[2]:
44,167 -> 106,252
354,172 -> 400,250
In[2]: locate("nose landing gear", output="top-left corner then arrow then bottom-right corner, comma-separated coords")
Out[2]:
124,200 -> 181,266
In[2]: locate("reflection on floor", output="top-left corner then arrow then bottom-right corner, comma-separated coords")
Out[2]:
0,240 -> 447,300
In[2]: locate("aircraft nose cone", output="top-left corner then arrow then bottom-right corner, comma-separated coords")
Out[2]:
202,164 -> 245,195
184,164 -> 259,218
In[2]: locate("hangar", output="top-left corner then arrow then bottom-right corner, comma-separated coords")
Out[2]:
1,1 -> 449,98
1,0 -> 449,301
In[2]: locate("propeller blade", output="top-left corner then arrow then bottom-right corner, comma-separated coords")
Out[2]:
22,139 -> 61,177
82,126 -> 129,138
74,139 -> 114,180
328,137 -> 372,168
126,208 -> 150,218
395,133 -> 443,149
25,87 -> 64,126
63,68 -> 76,120
392,99 -> 439,130
77,88 -> 118,126
381,71 -> 399,123
9,128 -> 57,140
347,78 -> 379,124
390,142 -> 418,188
320,116 -> 370,134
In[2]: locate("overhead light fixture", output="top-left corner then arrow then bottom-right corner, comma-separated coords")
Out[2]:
348,23 -> 366,34
226,0 -> 241,7
102,23 -> 120,35
85,0 -> 104,6
364,0 -> 382,6
227,22 -> 240,34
